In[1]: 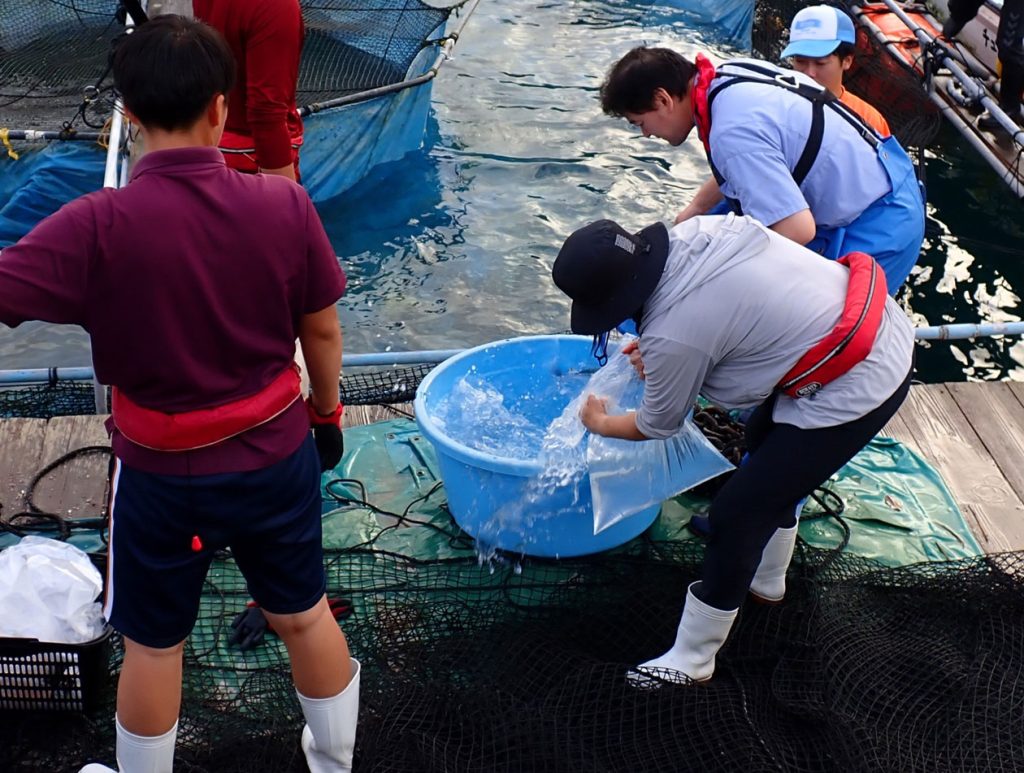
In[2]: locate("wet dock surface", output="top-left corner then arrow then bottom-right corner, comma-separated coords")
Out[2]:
2,386 -> 1022,552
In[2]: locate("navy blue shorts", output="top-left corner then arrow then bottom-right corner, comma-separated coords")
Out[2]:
105,435 -> 325,649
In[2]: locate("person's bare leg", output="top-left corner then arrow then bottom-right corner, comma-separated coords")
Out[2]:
263,595 -> 352,697
77,638 -> 184,772
117,638 -> 184,735
265,597 -> 359,772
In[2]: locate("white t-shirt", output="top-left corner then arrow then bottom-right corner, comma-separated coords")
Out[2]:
634,215 -> 914,438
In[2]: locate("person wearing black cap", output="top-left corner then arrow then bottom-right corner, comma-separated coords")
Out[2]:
552,213 -> 914,683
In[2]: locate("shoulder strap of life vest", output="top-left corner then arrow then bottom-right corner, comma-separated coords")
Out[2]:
777,252 -> 888,398
706,62 -> 881,190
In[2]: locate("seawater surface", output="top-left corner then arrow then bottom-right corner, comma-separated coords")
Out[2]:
2,0 -> 1023,383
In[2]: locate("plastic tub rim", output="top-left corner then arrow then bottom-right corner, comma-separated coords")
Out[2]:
413,334 -> 593,478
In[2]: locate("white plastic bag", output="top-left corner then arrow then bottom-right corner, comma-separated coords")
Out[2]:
584,342 -> 734,534
0,537 -> 105,643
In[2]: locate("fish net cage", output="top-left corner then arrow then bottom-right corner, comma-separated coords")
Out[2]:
2,364 -> 1023,771
2,530 -> 1024,772
753,0 -> 942,150
0,0 -> 466,137
0,380 -> 100,419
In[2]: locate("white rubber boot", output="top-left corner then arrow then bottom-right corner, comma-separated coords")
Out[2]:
631,582 -> 738,685
749,498 -> 804,604
79,716 -> 177,773
749,524 -> 799,603
297,658 -> 361,773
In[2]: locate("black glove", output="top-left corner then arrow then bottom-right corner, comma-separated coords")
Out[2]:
306,397 -> 344,472
313,423 -> 344,472
228,598 -> 353,651
228,605 -> 269,650
942,16 -> 966,39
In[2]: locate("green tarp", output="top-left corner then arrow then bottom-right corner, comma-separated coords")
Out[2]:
325,419 -> 983,566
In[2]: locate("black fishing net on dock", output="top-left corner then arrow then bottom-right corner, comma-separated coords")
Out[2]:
0,381 -> 100,419
0,364 -> 430,420
0,0 -> 464,135
3,534 -> 1024,773
753,0 -> 942,150
341,364 -> 435,406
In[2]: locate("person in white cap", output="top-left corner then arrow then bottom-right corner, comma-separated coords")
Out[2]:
783,5 -> 890,137
599,45 -> 924,293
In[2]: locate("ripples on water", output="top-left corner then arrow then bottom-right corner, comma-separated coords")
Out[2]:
327,0 -> 1024,384
2,0 -> 1023,382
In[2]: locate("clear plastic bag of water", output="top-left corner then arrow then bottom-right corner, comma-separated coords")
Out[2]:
585,341 -> 735,534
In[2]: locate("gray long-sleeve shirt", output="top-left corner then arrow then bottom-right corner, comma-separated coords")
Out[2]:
634,215 -> 914,439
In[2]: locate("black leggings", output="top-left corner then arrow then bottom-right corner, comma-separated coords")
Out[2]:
698,367 -> 913,610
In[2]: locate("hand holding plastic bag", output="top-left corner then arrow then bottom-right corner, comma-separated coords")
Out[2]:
584,342 -> 734,534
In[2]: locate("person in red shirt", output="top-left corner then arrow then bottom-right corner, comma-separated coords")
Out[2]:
0,17 -> 357,773
193,0 -> 305,181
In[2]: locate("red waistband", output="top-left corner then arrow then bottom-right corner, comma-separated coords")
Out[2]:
778,252 -> 888,398
111,363 -> 302,451
218,129 -> 304,153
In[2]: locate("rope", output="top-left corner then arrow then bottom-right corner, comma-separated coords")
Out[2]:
0,128 -> 19,160
0,445 -> 112,541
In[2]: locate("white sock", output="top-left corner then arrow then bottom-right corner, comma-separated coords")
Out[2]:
114,715 -> 177,773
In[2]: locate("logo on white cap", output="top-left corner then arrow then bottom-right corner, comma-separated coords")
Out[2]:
782,5 -> 856,58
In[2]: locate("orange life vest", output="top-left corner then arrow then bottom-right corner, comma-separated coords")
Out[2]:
778,252 -> 888,398
111,363 -> 302,451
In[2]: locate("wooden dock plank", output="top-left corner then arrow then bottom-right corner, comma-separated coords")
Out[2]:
3,386 -> 1024,552
0,418 -> 46,523
882,384 -> 1024,552
1004,381 -> 1024,414
878,401 -> 920,449
34,416 -> 111,521
945,382 -> 1024,506
0,404 -> 417,523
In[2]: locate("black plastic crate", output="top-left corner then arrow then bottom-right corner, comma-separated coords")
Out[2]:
0,625 -> 114,713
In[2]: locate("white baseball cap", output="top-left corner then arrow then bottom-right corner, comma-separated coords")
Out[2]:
781,5 -> 856,59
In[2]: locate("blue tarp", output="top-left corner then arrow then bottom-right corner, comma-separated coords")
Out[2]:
321,419 -> 982,566
0,22 -> 444,244
646,0 -> 754,48
0,142 -> 105,247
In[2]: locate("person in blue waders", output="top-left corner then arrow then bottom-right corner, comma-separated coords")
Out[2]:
552,214 -> 914,684
599,46 -> 925,296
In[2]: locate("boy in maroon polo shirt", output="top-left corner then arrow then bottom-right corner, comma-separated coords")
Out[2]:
0,17 -> 358,773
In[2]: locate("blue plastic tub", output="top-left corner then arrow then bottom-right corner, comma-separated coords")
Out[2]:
413,335 -> 661,557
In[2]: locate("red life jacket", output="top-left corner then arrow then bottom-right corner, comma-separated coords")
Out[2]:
111,363 -> 303,451
778,252 -> 888,398
690,53 -> 717,154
